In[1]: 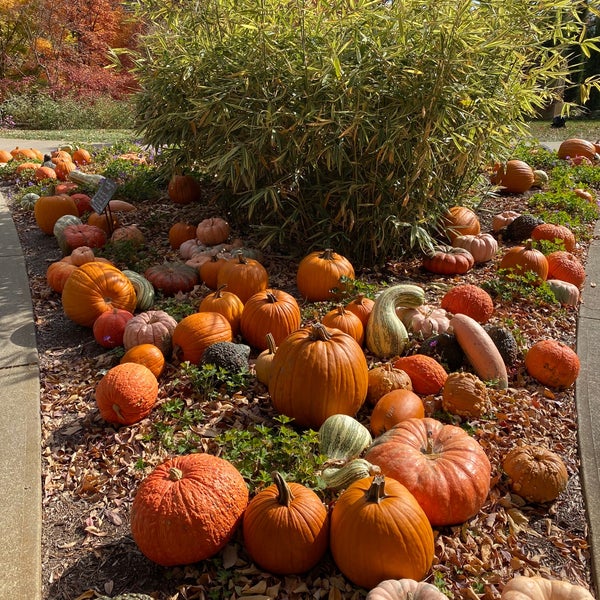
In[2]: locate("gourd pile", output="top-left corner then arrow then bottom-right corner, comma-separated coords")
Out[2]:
5,139 -> 599,598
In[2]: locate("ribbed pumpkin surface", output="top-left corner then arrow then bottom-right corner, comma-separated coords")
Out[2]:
62,261 -> 137,327
268,323 -> 368,428
34,194 -> 79,235
172,312 -> 233,364
365,417 -> 491,526
131,453 -> 248,566
330,475 -> 434,589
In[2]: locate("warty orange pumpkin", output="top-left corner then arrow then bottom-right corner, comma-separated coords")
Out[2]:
131,453 -> 248,566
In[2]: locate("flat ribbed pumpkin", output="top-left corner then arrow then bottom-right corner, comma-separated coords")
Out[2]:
268,323 -> 368,428
62,262 -> 137,327
131,453 -> 248,566
95,362 -> 158,425
365,417 -> 491,526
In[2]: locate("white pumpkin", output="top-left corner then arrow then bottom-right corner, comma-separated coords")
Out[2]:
396,305 -> 450,337
452,233 -> 499,263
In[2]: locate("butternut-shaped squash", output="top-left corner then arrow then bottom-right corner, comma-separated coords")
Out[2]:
366,284 -> 426,358
450,314 -> 508,389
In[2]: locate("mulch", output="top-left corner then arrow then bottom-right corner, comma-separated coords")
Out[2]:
4,172 -> 596,600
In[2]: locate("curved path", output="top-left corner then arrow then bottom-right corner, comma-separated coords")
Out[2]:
0,139 -> 598,599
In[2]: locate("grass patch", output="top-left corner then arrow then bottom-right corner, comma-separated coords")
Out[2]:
0,128 -> 136,146
523,119 -> 600,143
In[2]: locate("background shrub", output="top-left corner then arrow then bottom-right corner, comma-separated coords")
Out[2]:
131,0 -> 600,265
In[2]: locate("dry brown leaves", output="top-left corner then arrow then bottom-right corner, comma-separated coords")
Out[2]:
6,180 -> 596,600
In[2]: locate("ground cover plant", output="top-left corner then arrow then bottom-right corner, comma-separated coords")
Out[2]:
2,136 -> 600,599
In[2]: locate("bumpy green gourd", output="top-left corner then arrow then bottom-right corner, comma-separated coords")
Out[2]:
366,283 -> 426,358
319,414 -> 372,463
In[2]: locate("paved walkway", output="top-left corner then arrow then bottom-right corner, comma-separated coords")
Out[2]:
0,138 -> 599,599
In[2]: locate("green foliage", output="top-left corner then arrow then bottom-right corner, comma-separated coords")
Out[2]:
512,143 -> 563,172
215,415 -> 326,494
151,397 -> 205,454
0,93 -> 135,130
129,0 -> 600,266
482,270 -> 559,306
180,362 -> 252,401
100,158 -> 163,202
153,297 -> 197,321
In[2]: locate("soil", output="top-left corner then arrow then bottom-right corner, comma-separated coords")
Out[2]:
4,175 -> 596,600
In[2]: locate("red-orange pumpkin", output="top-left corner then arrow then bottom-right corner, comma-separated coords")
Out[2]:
172,312 -> 233,364
63,223 -> 107,250
344,295 -> 375,328
499,243 -> 549,282
62,262 -> 137,327
546,251 -> 586,288
95,362 -> 158,425
242,471 -> 330,574
46,260 -> 78,293
392,354 -> 448,395
34,166 -> 57,181
92,308 -> 134,348
70,193 -> 92,215
330,474 -> 434,589
440,284 -> 494,323
370,389 -> 425,436
268,323 -> 369,428
421,247 -> 474,275
296,248 -> 355,301
145,262 -> 200,296
365,417 -> 491,526
524,339 -> 580,388
168,222 -> 197,250
442,206 -> 480,242
120,343 -> 166,377
131,453 -> 248,566
531,223 -> 576,252
557,138 -> 598,161
240,289 -> 301,349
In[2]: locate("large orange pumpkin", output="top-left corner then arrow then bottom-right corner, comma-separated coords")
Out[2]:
330,474 -> 434,589
172,312 -> 233,364
131,453 -> 248,566
34,195 -> 79,235
489,160 -> 534,194
268,323 -> 368,428
61,262 -> 137,327
95,362 -> 158,425
240,289 -> 301,350
296,248 -> 355,301
557,138 -> 598,161
242,471 -> 330,574
365,417 -> 491,526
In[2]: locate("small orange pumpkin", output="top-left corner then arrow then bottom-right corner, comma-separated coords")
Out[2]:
169,222 -> 197,250
216,254 -> 269,303
321,305 -> 365,345
72,148 -> 92,165
167,173 -> 202,204
344,295 -> 375,328
524,339 -> 580,388
392,355 -> 448,395
46,260 -> 78,293
120,343 -> 165,377
296,248 -> 355,301
370,389 -> 425,436
442,206 -> 480,242
499,242 -> 548,282
196,217 -> 230,246
198,285 -> 245,336
489,159 -> 534,193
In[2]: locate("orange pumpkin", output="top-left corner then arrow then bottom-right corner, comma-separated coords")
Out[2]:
54,159 -> 76,181
120,343 -> 165,377
61,262 -> 137,327
95,362 -> 158,425
268,323 -> 369,428
198,254 -> 230,289
442,206 -> 480,242
130,453 -> 248,566
344,295 -> 375,328
172,312 -> 233,364
216,254 -> 269,303
240,289 -> 301,350
167,173 -> 201,204
525,339 -> 580,388
0,149 -> 12,162
321,305 -> 365,345
72,148 -> 92,165
499,243 -> 548,282
365,417 -> 491,526
34,195 -> 79,235
330,475 -> 434,589
11,147 -> 38,160
296,248 -> 355,301
34,166 -> 57,181
557,138 -> 598,161
46,260 -> 78,293
489,159 -> 534,193
546,251 -> 586,288
242,471 -> 330,574
198,285 -> 244,336
392,354 -> 448,395
87,211 -> 120,235
168,222 -> 197,250
370,389 -> 425,436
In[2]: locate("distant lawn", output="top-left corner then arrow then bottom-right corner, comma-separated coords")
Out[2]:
524,119 -> 600,142
0,128 -> 136,146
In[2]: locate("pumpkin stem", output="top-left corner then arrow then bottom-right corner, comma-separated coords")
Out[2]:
336,304 -> 346,316
168,467 -> 184,481
265,332 -> 277,355
423,429 -> 435,455
364,474 -> 387,503
319,248 -> 336,261
272,471 -> 294,506
214,284 -> 227,298
266,291 -> 278,304
112,403 -> 125,423
311,322 -> 333,341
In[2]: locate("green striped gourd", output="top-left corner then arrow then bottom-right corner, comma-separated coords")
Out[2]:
321,458 -> 380,491
366,283 -> 426,358
53,214 -> 83,254
122,269 -> 155,311
20,192 -> 40,210
319,414 -> 372,464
